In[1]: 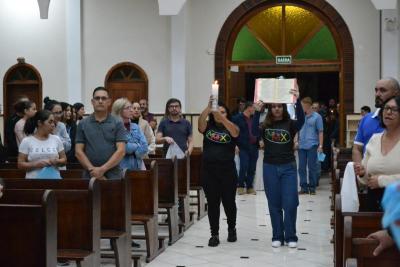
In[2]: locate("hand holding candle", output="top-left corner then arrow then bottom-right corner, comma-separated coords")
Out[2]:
211,80 -> 219,111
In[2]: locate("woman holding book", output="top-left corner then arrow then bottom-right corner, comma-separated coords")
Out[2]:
252,87 -> 304,248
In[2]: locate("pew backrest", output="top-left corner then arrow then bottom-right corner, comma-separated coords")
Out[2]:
0,189 -> 57,267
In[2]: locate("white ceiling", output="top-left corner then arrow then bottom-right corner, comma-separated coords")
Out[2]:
158,0 -> 187,15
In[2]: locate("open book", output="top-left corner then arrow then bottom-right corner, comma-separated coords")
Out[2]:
254,78 -> 298,103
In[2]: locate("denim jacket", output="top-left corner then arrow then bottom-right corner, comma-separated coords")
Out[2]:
120,123 -> 148,170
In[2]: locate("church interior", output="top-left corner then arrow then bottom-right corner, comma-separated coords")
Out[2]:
0,0 -> 400,266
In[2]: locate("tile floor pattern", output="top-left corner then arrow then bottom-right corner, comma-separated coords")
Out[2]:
63,176 -> 333,267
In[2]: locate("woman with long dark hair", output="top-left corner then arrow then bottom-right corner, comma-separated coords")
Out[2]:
18,110 -> 67,178
43,97 -> 71,153
61,102 -> 78,162
14,100 -> 37,146
252,88 -> 304,248
198,99 -> 239,247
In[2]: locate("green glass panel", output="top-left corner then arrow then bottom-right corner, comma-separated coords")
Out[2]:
295,26 -> 338,60
232,26 -> 273,61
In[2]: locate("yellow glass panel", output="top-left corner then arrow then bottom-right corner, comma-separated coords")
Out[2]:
285,5 -> 321,54
246,6 -> 282,55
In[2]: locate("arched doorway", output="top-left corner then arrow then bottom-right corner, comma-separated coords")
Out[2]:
3,58 -> 43,122
105,62 -> 148,104
215,0 -> 354,145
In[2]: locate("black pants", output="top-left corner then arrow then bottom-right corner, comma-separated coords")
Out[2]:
202,161 -> 237,236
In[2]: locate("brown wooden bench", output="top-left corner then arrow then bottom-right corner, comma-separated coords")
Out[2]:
177,152 -> 195,230
0,168 -> 83,179
343,216 -> 400,267
345,239 -> 400,267
334,195 -> 383,267
0,189 -> 57,267
2,178 -> 101,267
126,161 -> 166,262
144,157 -> 183,245
190,148 -> 207,220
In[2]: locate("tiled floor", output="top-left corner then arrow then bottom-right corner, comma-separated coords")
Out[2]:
64,176 -> 333,267
143,176 -> 333,267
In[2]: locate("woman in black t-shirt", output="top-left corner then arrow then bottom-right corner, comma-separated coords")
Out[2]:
198,99 -> 239,247
252,88 -> 304,249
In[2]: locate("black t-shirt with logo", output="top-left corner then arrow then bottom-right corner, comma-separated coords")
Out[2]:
202,123 -> 236,163
262,120 -> 298,164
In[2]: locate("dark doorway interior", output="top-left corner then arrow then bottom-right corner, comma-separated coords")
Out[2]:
244,72 -> 339,106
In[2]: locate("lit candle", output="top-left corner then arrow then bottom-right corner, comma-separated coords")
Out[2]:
212,80 -> 219,96
211,80 -> 219,111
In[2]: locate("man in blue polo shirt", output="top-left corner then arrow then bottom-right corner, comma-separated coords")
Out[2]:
156,98 -> 193,156
352,78 -> 400,163
298,97 -> 324,195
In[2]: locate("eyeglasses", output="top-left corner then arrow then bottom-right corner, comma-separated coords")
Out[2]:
53,111 -> 63,115
123,106 -> 133,110
93,96 -> 108,101
383,105 -> 400,113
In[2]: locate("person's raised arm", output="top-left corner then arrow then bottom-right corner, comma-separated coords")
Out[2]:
293,98 -> 305,131
252,101 -> 264,137
198,98 -> 212,134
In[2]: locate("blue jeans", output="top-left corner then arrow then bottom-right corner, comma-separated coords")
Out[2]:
298,146 -> 318,192
238,144 -> 258,189
263,162 -> 299,242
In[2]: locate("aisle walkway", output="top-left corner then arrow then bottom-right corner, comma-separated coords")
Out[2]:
145,176 -> 333,267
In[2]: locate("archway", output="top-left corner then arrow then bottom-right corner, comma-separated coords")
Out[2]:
105,62 -> 149,104
215,0 -> 354,145
3,58 -> 43,122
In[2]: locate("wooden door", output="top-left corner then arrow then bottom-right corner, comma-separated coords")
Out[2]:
105,62 -> 148,104
3,59 -> 42,122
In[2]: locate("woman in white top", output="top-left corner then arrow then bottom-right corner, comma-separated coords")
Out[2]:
18,110 -> 67,178
354,95 -> 400,210
132,102 -> 156,155
14,100 -> 37,147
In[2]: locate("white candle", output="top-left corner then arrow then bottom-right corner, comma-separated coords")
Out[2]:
211,81 -> 219,111
211,81 -> 219,96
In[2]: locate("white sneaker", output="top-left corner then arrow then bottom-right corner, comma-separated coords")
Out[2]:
287,241 -> 297,248
271,241 -> 282,248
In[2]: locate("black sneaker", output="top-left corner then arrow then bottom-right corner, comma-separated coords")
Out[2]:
227,228 -> 237,242
208,235 -> 220,247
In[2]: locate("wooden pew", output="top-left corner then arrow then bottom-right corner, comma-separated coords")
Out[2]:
0,189 -> 57,267
343,216 -> 400,267
334,195 -> 383,267
190,148 -> 207,220
0,169 -> 83,179
143,157 -> 183,245
1,173 -> 135,267
345,240 -> 400,267
177,152 -> 195,230
2,178 -> 101,267
126,161 -> 166,262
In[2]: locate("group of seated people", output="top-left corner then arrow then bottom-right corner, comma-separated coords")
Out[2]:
351,78 -> 400,256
